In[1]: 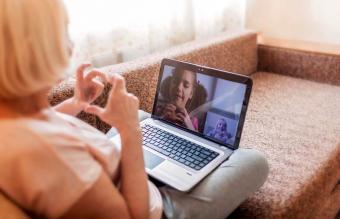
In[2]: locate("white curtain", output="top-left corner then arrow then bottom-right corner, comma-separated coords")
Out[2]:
64,0 -> 246,70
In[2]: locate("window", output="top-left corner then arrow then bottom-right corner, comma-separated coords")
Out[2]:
64,0 -> 246,70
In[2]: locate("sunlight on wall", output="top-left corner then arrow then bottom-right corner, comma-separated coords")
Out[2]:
245,0 -> 340,45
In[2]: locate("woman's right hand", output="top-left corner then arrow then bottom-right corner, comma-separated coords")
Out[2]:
85,74 -> 140,135
85,74 -> 148,219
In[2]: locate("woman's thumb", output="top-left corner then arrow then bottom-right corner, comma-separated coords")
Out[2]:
85,105 -> 104,116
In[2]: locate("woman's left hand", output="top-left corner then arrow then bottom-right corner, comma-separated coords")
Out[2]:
53,64 -> 108,116
73,63 -> 107,108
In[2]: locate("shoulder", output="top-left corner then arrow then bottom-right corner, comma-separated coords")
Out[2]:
0,120 -> 103,218
0,118 -> 78,165
0,121 -> 68,177
0,121 -> 45,157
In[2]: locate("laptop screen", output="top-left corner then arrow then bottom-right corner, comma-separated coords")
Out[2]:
153,62 -> 250,149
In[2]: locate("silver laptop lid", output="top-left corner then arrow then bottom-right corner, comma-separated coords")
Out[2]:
151,59 -> 253,150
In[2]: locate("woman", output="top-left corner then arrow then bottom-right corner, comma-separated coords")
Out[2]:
0,1 -> 268,219
155,68 -> 199,131
1,1 -> 149,218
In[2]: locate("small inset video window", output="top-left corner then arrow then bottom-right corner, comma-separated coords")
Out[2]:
203,111 -> 238,146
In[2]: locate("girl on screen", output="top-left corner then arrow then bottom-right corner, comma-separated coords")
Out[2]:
155,68 -> 200,131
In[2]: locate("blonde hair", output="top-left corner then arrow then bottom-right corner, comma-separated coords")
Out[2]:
0,0 -> 70,100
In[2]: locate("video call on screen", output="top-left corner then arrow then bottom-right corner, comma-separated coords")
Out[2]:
154,65 -> 247,148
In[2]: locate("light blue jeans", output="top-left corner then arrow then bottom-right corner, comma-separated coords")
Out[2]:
159,149 -> 269,219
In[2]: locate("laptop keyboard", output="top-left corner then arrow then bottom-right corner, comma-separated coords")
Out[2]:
142,124 -> 219,171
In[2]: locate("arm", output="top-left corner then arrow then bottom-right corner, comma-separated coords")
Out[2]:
53,97 -> 86,116
54,64 -> 106,116
60,172 -> 131,219
119,127 -> 149,219
85,74 -> 149,219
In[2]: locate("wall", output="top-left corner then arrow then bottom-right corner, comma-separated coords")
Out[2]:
245,0 -> 340,45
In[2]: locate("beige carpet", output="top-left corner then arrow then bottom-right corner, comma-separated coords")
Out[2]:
230,72 -> 340,218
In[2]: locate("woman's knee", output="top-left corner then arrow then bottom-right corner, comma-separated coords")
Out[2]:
160,149 -> 269,219
232,148 -> 269,188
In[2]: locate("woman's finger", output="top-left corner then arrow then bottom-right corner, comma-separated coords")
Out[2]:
92,79 -> 105,89
84,105 -> 105,116
85,70 -> 108,83
105,76 -> 119,103
76,63 -> 91,82
112,74 -> 126,93
105,74 -> 123,102
90,82 -> 104,100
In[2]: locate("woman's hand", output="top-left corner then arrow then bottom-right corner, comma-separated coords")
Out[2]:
85,74 -> 148,219
85,74 -> 140,135
53,64 -> 107,116
73,64 -> 106,108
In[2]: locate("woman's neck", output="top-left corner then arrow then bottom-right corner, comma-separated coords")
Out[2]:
0,92 -> 50,119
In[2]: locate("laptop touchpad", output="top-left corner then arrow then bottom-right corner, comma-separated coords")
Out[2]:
143,149 -> 165,170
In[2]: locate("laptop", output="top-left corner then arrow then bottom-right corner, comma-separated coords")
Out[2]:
111,58 -> 252,191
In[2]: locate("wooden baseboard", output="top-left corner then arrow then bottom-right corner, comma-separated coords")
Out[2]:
258,35 -> 340,56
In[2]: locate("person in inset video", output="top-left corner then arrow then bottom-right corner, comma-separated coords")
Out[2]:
155,68 -> 205,131
208,118 -> 232,144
